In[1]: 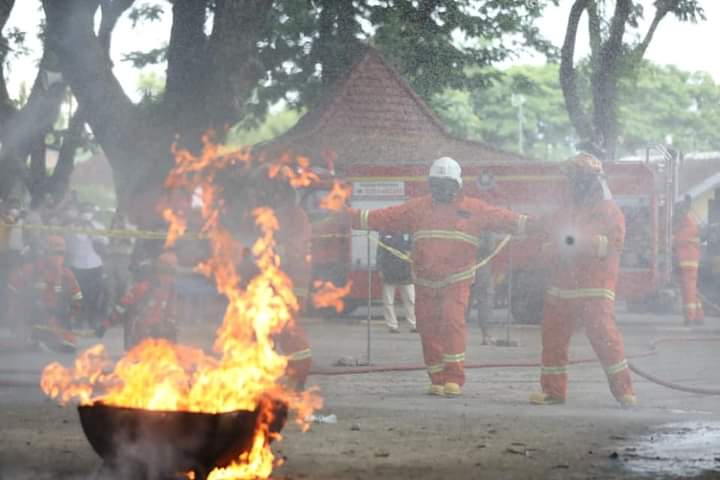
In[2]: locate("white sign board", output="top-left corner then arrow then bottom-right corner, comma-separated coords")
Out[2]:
352,181 -> 405,198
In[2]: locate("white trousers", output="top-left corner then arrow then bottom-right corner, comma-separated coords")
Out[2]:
381,282 -> 417,329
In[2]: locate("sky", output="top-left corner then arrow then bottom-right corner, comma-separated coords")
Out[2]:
4,1 -> 720,102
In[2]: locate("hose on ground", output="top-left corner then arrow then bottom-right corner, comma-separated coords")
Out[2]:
1,337 -> 719,395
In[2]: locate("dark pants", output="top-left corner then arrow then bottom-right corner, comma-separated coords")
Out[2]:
72,266 -> 104,329
0,251 -> 22,328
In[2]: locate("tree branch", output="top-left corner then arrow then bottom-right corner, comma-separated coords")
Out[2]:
99,0 -> 136,57
0,0 -> 17,124
203,0 -> 274,131
42,0 -> 138,168
632,0 -> 677,61
590,0 -> 632,159
163,0 -> 208,127
586,0 -> 601,65
48,109 -> 85,198
559,0 -> 592,144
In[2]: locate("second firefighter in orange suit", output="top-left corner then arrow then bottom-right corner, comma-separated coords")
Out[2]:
274,199 -> 313,390
351,157 -> 530,397
531,154 -> 636,407
245,174 -> 313,391
673,196 -> 704,325
99,252 -> 179,350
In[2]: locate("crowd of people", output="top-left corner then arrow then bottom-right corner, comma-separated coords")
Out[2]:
0,191 -> 179,352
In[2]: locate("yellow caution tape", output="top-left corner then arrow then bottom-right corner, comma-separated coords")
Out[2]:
312,229 -> 511,272
0,222 -> 207,240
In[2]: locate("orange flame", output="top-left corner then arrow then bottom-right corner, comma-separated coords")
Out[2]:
40,139 -> 322,478
320,181 -> 352,211
312,280 -> 353,313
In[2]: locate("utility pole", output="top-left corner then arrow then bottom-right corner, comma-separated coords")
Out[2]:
511,94 -> 526,155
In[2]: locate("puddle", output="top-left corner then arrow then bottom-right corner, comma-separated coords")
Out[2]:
614,422 -> 720,478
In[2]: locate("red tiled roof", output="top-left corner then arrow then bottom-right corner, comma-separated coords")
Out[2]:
257,47 -> 527,171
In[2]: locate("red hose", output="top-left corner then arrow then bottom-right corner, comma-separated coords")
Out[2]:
1,337 -> 719,395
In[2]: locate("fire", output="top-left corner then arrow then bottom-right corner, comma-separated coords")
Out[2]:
312,280 -> 353,313
40,138 -> 327,478
320,180 -> 352,211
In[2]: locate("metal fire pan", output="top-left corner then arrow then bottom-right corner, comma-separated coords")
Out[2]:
77,400 -> 287,478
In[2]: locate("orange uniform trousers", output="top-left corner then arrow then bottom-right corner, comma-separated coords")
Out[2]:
415,282 -> 471,386
678,264 -> 704,323
540,296 -> 634,401
275,319 -> 312,387
674,212 -> 703,323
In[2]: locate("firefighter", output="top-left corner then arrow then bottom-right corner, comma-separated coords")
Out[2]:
224,174 -> 312,391
98,251 -> 178,350
349,156 -> 530,397
673,195 -> 704,326
530,153 -> 636,407
261,177 -> 313,391
8,235 -> 82,352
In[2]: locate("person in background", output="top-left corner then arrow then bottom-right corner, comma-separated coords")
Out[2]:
377,231 -> 417,333
24,194 -> 55,257
8,235 -> 82,352
0,199 -> 26,329
104,208 -> 135,314
466,233 -> 495,344
530,153 -> 636,407
98,251 -> 178,350
63,202 -> 108,330
673,194 -> 704,326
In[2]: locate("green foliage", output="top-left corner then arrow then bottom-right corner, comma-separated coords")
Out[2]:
137,71 -> 165,99
433,64 -> 575,160
122,46 -> 167,69
128,2 -> 165,28
618,63 -> 720,152
72,183 -> 116,210
431,61 -> 720,159
254,0 -> 559,118
226,109 -> 302,147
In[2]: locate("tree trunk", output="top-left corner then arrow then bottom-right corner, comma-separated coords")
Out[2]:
42,0 -> 275,222
559,0 -> 593,150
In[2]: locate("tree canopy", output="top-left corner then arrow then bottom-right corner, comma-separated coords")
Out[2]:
432,61 -> 720,159
559,0 -> 705,160
0,0 -> 558,211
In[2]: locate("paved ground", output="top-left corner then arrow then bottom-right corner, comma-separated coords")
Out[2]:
1,307 -> 720,479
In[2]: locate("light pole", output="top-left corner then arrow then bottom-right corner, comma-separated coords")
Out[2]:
511,94 -> 526,155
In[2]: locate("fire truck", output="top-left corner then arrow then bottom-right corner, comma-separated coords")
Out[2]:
299,149 -> 679,323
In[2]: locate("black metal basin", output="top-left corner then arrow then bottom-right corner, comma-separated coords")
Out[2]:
77,400 -> 287,479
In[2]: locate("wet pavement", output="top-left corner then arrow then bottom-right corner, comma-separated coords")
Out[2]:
612,422 -> 720,478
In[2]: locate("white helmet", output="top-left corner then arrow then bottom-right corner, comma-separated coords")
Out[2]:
429,157 -> 462,187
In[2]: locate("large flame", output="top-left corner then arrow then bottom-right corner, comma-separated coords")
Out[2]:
40,138 -> 326,478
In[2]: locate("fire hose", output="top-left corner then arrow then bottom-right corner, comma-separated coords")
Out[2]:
1,336 -> 719,395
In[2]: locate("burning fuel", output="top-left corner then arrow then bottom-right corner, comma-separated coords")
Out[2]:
39,138 -> 329,478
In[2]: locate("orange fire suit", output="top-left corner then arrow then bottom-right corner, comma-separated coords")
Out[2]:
275,206 -> 312,388
106,280 -> 178,350
539,199 -> 634,401
352,195 -> 527,386
8,259 -> 83,350
673,211 -> 704,323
